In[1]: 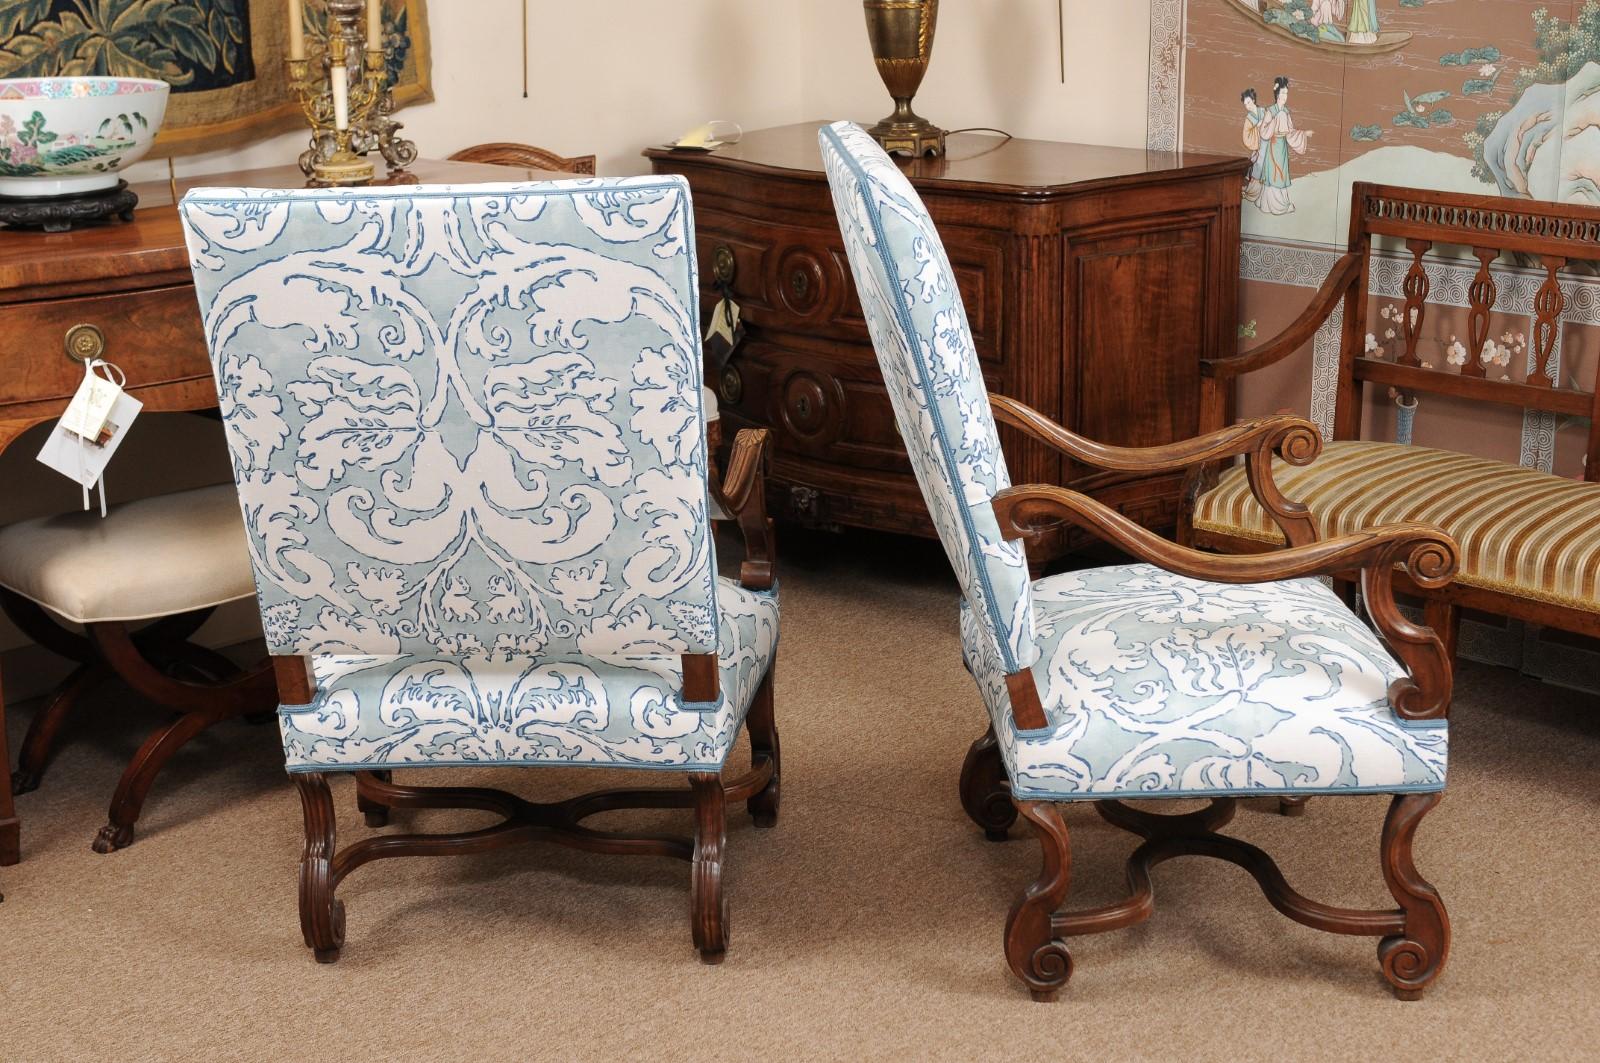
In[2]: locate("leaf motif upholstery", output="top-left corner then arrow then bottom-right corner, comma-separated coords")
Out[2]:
182,177 -> 778,772
817,121 -> 1037,675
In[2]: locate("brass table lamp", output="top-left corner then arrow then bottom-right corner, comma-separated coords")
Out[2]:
863,0 -> 946,157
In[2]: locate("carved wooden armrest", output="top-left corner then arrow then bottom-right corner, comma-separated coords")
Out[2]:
991,395 -> 1324,546
1203,251 -> 1363,379
993,485 -> 1460,721
712,428 -> 776,591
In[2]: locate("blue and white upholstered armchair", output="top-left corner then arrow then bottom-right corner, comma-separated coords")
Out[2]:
180,176 -> 779,964
820,121 -> 1457,1000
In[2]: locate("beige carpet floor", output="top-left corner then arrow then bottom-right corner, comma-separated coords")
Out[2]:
2,529 -> 1597,1062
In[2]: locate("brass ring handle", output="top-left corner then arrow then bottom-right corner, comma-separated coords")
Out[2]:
712,245 -> 736,285
64,323 -> 106,364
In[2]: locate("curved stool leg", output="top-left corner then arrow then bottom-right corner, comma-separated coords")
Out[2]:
1378,792 -> 1449,999
960,726 -> 1016,841
93,709 -> 215,853
689,771 -> 729,964
12,664 -> 104,795
744,670 -> 779,828
294,773 -> 346,963
1007,801 -> 1074,1002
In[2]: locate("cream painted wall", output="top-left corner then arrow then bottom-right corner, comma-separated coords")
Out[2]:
799,0 -> 1152,149
2,1 -> 1157,687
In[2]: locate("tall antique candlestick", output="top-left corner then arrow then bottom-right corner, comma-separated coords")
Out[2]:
291,0 -> 417,182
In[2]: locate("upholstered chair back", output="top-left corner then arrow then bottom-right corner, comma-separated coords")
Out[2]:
819,122 -> 1038,674
181,178 -> 719,661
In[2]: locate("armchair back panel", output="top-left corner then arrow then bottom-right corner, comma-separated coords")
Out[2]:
819,122 -> 1037,673
180,178 -> 719,661
1337,183 -> 1600,481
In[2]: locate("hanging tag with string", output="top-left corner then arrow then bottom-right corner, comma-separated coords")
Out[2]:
37,355 -> 142,517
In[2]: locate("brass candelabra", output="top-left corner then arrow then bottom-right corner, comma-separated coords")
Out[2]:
286,0 -> 417,186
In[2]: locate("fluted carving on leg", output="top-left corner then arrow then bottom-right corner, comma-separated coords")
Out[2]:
689,772 -> 729,964
1378,792 -> 1449,999
1006,801 -> 1073,1002
294,773 -> 346,964
959,727 -> 1016,841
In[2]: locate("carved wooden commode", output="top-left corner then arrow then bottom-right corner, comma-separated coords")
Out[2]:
648,123 -> 1250,562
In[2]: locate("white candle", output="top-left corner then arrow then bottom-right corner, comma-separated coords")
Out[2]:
287,0 -> 305,61
367,0 -> 382,51
331,62 -> 350,131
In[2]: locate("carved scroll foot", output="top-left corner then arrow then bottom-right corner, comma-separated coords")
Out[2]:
744,671 -> 780,828
295,773 -> 346,964
960,727 -> 1016,841
689,773 -> 730,964
1006,801 -> 1073,1001
1378,792 -> 1449,1000
356,770 -> 393,828
1278,797 -> 1310,817
91,822 -> 134,853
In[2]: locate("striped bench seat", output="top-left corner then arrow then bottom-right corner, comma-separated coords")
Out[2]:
1193,440 -> 1600,615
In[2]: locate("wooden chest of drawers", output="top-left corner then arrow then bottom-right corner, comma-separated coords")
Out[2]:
647,123 -> 1249,558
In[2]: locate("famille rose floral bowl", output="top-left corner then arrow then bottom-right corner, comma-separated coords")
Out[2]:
0,77 -> 169,198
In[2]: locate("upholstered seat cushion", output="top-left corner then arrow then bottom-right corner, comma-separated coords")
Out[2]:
960,565 -> 1447,801
1194,440 -> 1600,613
0,483 -> 255,624
279,579 -> 779,773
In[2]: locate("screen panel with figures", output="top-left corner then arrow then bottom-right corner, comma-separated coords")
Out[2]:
1151,0 -> 1598,479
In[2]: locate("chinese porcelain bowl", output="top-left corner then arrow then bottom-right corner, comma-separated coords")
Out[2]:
0,77 -> 169,198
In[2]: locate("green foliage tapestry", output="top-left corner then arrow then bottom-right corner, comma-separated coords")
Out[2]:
0,0 -> 431,154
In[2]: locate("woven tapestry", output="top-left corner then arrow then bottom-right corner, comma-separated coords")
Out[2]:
0,0 -> 431,153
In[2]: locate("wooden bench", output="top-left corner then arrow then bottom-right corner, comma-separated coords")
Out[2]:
1191,183 -> 1600,664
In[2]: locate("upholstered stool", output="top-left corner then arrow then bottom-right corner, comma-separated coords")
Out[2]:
0,482 -> 275,853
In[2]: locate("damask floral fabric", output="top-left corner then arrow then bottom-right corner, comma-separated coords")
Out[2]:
280,579 -> 778,773
818,122 -> 1037,675
180,178 -> 720,661
961,566 -> 1448,801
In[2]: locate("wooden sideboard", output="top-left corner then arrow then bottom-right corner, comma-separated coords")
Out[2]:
647,123 -> 1249,559
0,157 -> 539,866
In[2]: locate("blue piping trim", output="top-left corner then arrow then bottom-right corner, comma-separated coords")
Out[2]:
1009,779 -> 1446,802
821,124 -> 1020,675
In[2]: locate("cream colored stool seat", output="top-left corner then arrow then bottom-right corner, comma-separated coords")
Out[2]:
0,481 -> 274,855
0,483 -> 255,624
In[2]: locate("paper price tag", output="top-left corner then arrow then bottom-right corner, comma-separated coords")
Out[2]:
37,389 -> 142,515
59,362 -> 125,442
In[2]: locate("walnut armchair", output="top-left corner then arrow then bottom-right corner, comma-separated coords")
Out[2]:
448,141 -> 598,176
180,176 -> 778,965
820,121 -> 1457,1001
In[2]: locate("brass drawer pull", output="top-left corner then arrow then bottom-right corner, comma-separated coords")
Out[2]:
64,323 -> 106,364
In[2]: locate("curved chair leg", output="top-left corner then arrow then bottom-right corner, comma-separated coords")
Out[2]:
744,670 -> 779,828
294,773 -> 346,963
93,709 -> 216,853
960,726 -> 1016,841
1378,792 -> 1449,1000
1278,796 -> 1310,817
356,770 -> 393,828
1006,801 -> 1073,1002
689,771 -> 729,964
12,663 -> 104,795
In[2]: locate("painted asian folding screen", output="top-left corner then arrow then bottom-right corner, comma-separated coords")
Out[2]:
0,0 -> 431,153
1150,0 -> 1598,478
